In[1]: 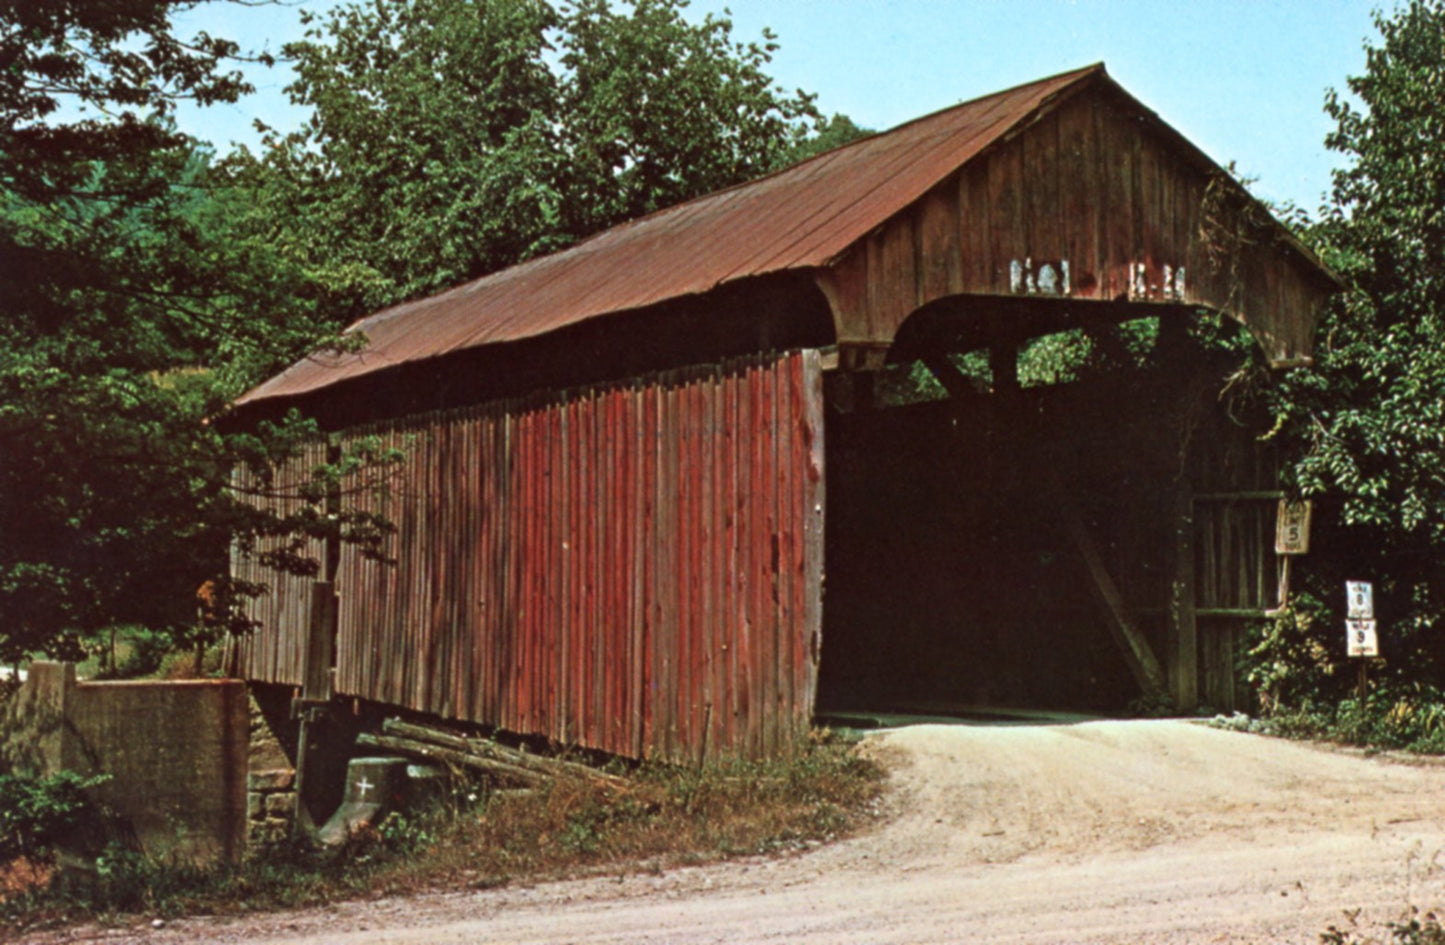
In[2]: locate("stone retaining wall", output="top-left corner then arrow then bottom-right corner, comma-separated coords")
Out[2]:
3,662 -> 249,864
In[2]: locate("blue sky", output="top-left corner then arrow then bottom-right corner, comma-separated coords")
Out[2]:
174,0 -> 1383,214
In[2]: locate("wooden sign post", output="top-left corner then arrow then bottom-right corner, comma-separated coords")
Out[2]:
1271,500 -> 1313,613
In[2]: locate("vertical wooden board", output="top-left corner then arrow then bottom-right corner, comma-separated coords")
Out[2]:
754,361 -> 775,758
549,402 -> 566,741
572,396 -> 587,746
651,381 -> 669,759
731,366 -> 749,758
472,414 -> 489,725
405,422 -> 423,707
517,409 -> 532,734
1128,120 -> 1150,273
386,429 -> 406,706
404,423 -> 424,708
537,404 -> 553,736
718,368 -> 737,754
395,425 -> 412,707
629,385 -> 646,759
956,163 -> 992,295
742,361 -> 761,758
420,419 -> 437,709
1023,111 -> 1063,263
1173,161 -> 1197,292
491,407 -> 506,726
503,409 -> 522,733
531,407 -> 546,738
467,415 -> 482,724
668,380 -> 686,761
518,409 -> 533,734
876,213 -> 918,340
472,411 -> 488,723
1103,104 -> 1137,298
1054,95 -> 1098,298
581,394 -> 597,750
592,390 -> 609,751
800,350 -> 826,720
439,414 -> 456,715
696,374 -> 713,761
640,384 -> 658,758
559,398 -> 575,745
1137,132 -> 1164,287
657,381 -> 677,760
986,137 -> 1025,295
585,394 -> 604,751
586,391 -> 600,749
514,410 -> 533,734
488,407 -> 505,727
1078,96 -> 1110,299
545,403 -> 562,739
460,415 -> 476,721
607,389 -> 627,755
669,377 -> 686,760
776,355 -> 798,747
918,182 -> 959,303
600,391 -> 617,754
791,353 -> 814,736
697,374 -> 715,761
690,378 -> 708,762
431,417 -> 446,711
647,385 -> 663,759
863,232 -> 884,340
710,370 -> 727,758
681,377 -> 700,761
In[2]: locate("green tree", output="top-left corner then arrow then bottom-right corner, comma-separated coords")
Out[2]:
773,112 -> 872,168
0,2 -> 393,666
1264,0 -> 1445,692
237,0 -> 823,311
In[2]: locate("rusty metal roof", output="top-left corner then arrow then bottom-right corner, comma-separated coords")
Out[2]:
238,64 -> 1106,407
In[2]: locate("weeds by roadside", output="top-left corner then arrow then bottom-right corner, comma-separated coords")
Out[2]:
2,733 -> 885,936
1212,683 -> 1445,755
1322,908 -> 1445,944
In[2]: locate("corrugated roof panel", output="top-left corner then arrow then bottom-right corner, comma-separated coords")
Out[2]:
237,64 -> 1105,407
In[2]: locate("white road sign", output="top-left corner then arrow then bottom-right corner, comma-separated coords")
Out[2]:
1347,619 -> 1378,658
1346,581 -> 1374,620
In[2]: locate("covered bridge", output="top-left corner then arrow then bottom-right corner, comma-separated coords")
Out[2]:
231,64 -> 1339,762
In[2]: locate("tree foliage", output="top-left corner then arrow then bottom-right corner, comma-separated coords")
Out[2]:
1262,0 -> 1445,694
1,0 -> 845,666
235,0 -> 824,311
0,1 -> 393,665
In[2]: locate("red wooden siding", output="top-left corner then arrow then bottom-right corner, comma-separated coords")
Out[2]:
235,351 -> 825,761
818,89 -> 1333,365
230,438 -> 327,688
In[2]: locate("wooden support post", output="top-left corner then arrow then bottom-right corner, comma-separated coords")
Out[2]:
1052,485 -> 1170,704
292,579 -> 337,836
920,355 -> 988,403
1167,489 -> 1198,710
990,342 -> 1020,397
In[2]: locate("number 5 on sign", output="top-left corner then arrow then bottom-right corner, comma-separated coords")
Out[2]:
1275,500 -> 1312,554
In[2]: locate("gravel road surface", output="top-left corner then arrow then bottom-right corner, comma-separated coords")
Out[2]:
31,719 -> 1445,944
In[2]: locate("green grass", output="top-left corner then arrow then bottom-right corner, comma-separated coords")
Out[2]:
1213,685 -> 1445,755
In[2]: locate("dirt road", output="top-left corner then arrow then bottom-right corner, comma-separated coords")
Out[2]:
44,719 -> 1445,944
